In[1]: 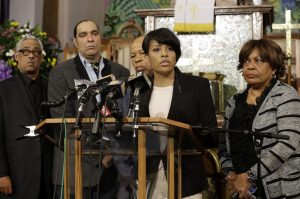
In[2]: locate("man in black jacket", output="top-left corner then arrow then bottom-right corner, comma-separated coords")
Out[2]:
0,35 -> 52,199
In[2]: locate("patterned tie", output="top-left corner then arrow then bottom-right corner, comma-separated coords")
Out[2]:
91,62 -> 100,78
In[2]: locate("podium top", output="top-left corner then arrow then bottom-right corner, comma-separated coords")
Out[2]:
36,117 -> 191,132
36,117 -> 208,154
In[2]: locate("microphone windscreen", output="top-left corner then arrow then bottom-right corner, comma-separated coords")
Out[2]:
74,79 -> 96,99
96,74 -> 115,86
104,80 -> 126,99
128,72 -> 151,92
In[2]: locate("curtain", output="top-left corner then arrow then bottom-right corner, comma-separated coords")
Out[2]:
0,0 -> 10,23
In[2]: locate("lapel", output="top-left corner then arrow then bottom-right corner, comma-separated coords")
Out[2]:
102,58 -> 112,77
140,68 -> 183,120
15,73 -> 39,121
74,55 -> 90,80
75,56 -> 112,79
167,68 -> 183,120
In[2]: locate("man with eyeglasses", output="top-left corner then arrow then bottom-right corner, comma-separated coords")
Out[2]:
0,35 -> 52,199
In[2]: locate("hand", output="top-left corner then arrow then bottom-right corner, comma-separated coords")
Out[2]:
233,173 -> 250,198
102,155 -> 113,168
0,176 -> 12,195
225,171 -> 237,194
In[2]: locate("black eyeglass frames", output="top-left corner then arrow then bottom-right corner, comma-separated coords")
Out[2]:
18,49 -> 43,57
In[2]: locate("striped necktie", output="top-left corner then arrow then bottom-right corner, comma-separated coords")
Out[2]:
91,62 -> 100,77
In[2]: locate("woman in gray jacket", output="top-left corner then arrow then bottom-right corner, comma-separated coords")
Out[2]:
219,39 -> 300,199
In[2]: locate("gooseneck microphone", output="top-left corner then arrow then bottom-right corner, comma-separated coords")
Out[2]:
41,89 -> 76,108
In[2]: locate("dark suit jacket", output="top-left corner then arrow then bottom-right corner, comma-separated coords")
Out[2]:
48,55 -> 130,190
0,73 -> 52,199
139,67 -> 217,197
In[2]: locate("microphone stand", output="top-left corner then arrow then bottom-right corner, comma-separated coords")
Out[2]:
192,126 -> 289,199
73,94 -> 89,198
255,136 -> 263,199
130,84 -> 142,138
74,95 -> 88,140
129,85 -> 142,196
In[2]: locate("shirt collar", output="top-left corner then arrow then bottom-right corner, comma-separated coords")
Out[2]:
78,53 -> 104,70
18,71 -> 39,86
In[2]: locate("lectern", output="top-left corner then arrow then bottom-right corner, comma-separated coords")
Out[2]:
36,117 -> 198,199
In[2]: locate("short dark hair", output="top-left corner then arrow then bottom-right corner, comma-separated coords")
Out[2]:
73,19 -> 100,38
238,39 -> 286,78
142,28 -> 181,62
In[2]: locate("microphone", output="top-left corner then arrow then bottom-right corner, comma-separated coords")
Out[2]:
41,89 -> 76,107
90,75 -> 116,96
103,80 -> 127,100
92,78 -> 123,135
103,80 -> 126,138
74,79 -> 96,99
74,79 -> 95,91
128,72 -> 151,98
96,74 -> 115,86
127,72 -> 151,117
74,75 -> 116,99
192,126 -> 290,140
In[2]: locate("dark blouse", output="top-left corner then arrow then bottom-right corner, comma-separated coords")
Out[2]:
228,78 -> 276,173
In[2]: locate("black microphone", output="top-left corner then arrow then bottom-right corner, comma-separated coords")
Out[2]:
91,80 -> 125,135
41,89 -> 76,107
74,75 -> 115,99
103,80 -> 127,100
74,79 -> 95,91
74,79 -> 96,100
128,72 -> 151,98
127,72 -> 151,117
192,126 -> 290,140
96,74 -> 115,86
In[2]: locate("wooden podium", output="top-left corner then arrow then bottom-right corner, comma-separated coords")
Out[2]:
36,117 -> 196,199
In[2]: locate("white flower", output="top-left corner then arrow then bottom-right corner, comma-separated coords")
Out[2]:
19,29 -> 24,33
42,50 -> 46,56
5,49 -> 15,57
21,33 -> 30,38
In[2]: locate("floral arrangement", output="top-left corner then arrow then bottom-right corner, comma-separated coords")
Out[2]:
0,20 -> 61,81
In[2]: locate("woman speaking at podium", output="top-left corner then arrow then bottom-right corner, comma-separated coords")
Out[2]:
138,28 -> 218,198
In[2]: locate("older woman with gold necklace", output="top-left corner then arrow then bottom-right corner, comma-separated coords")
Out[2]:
219,39 -> 300,199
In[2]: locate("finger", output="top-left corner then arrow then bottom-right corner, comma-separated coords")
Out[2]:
4,187 -> 9,195
7,185 -> 12,195
3,187 -> 8,195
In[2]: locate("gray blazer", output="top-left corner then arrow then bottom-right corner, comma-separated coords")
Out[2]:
48,55 -> 130,189
219,81 -> 300,199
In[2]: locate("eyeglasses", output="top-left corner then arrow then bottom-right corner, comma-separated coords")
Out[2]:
18,49 -> 43,57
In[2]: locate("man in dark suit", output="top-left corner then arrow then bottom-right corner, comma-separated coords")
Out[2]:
0,35 -> 52,199
48,19 -> 130,199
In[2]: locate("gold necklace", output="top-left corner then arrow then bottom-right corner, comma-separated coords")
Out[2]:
248,88 -> 264,98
